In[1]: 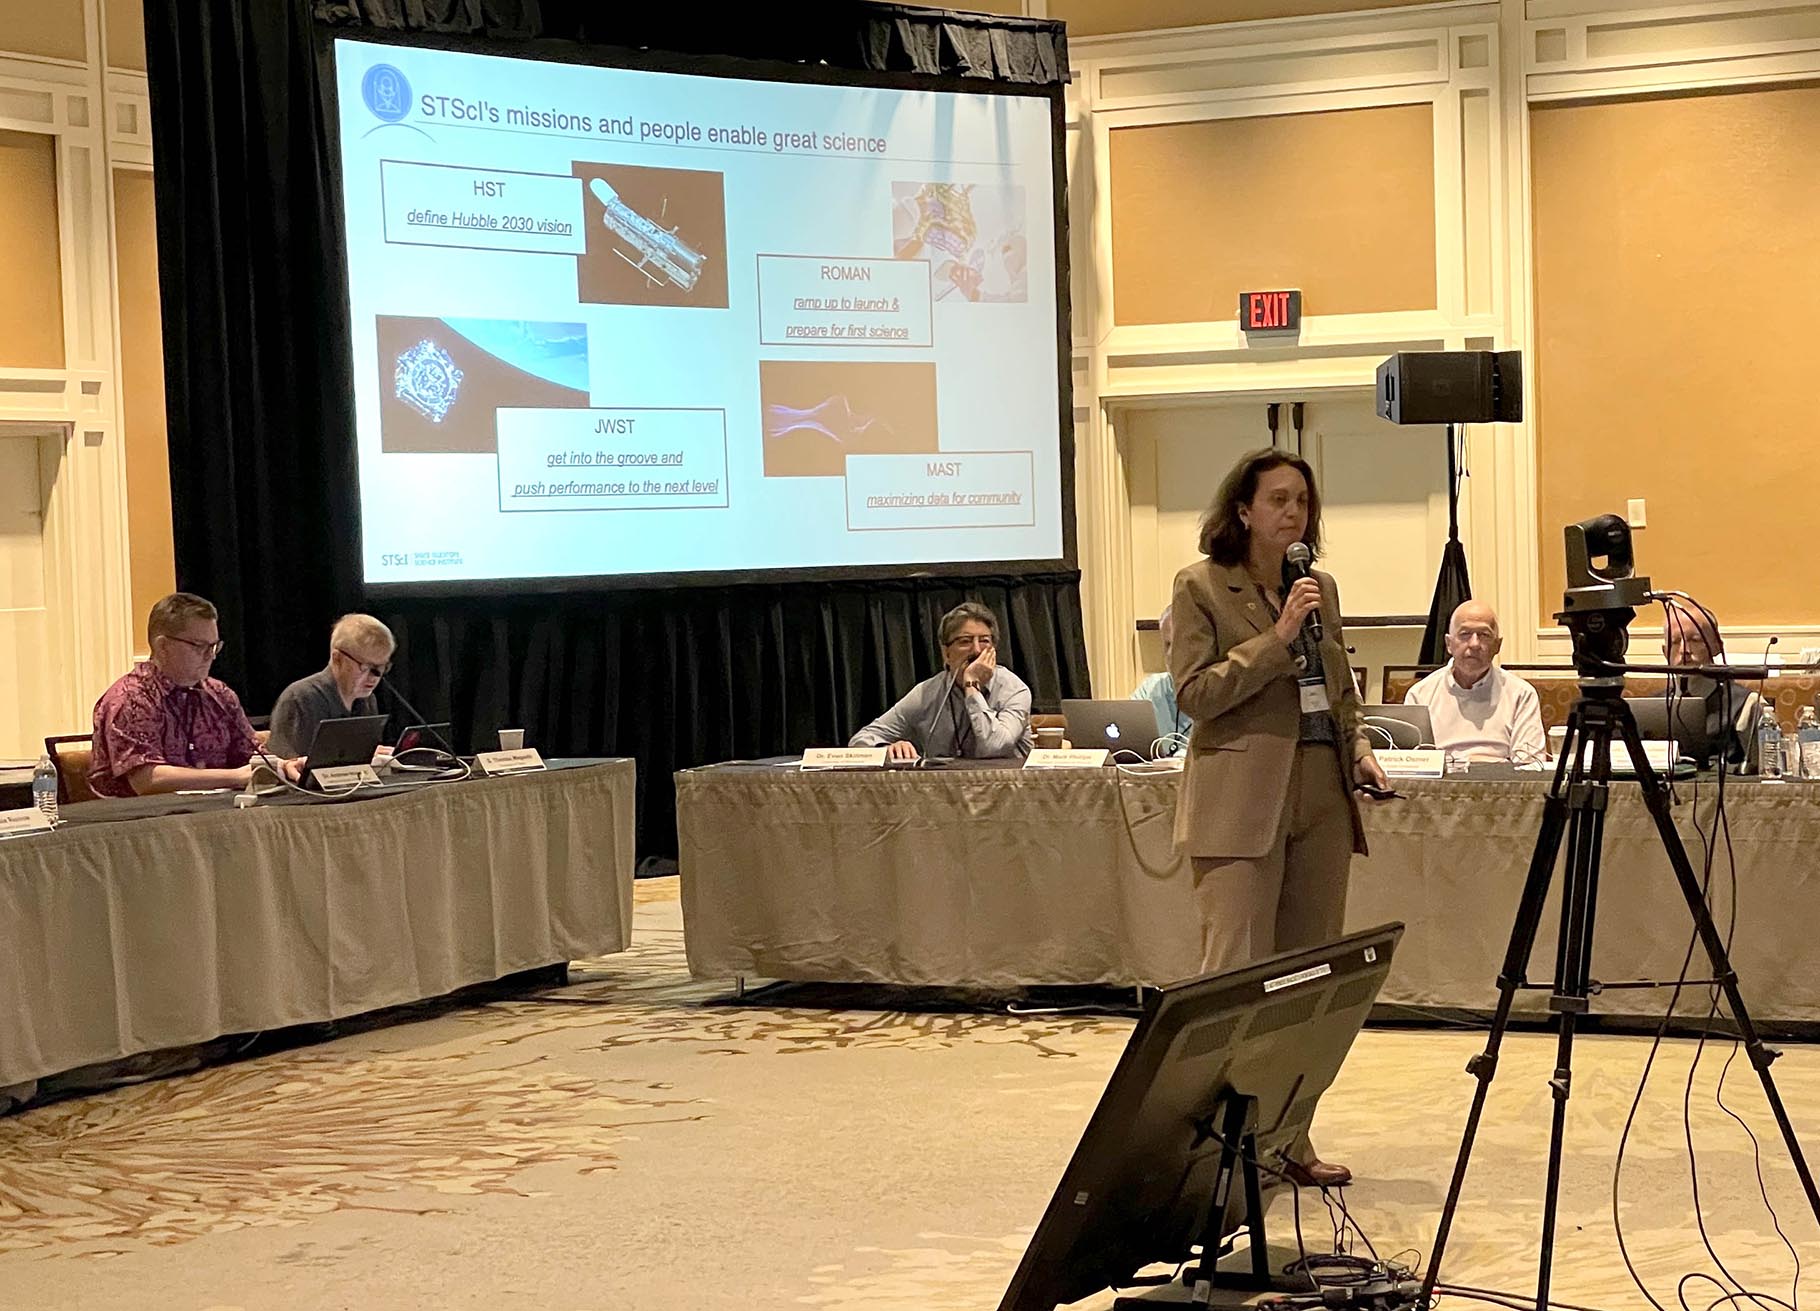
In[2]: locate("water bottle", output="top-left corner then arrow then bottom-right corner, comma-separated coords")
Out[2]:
1758,711 -> 1785,779
1797,705 -> 1820,779
32,752 -> 59,823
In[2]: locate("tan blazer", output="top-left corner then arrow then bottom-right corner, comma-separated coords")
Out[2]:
1168,557 -> 1373,860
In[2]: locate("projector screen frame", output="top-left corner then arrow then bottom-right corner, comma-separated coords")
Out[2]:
316,26 -> 1077,599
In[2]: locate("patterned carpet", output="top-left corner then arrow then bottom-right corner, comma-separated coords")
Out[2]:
2,877 -> 1817,1310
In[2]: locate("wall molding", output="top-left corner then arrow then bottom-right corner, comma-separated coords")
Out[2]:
1065,0 -> 1820,692
1068,5 -> 1515,693
1526,0 -> 1820,98
0,2 -> 142,754
1515,0 -> 1820,650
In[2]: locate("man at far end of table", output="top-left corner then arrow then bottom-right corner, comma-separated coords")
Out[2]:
89,592 -> 303,797
848,601 -> 1034,762
1402,599 -> 1546,766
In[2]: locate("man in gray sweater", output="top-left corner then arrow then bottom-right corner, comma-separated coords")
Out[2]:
849,601 -> 1033,761
267,614 -> 395,757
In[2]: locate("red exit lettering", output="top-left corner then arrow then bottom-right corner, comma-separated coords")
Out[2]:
1241,290 -> 1298,331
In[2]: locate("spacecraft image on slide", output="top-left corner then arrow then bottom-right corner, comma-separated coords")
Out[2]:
587,177 -> 706,292
395,339 -> 464,424
892,181 -> 1028,303
375,315 -> 591,454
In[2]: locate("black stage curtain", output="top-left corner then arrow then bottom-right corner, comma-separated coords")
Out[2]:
312,2 -> 1068,83
377,574 -> 1088,857
1419,427 -> 1473,665
1419,538 -> 1473,666
145,1 -> 1084,858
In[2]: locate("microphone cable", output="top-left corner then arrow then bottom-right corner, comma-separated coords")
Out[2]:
245,738 -> 371,803
1608,597 -> 1804,1311
1106,746 -> 1185,878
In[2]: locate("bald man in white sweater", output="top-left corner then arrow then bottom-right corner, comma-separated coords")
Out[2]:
1404,600 -> 1545,766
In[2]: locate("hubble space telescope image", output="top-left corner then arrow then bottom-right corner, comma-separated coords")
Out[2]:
587,177 -> 706,292
572,162 -> 729,308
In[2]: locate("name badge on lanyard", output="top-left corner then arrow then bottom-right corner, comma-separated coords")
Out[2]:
1264,581 -> 1332,716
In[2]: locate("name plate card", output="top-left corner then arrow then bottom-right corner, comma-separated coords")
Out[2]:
0,807 -> 55,838
1608,739 -> 1677,773
1376,750 -> 1445,778
310,763 -> 382,790
1023,748 -> 1110,770
800,747 -> 887,771
477,748 -> 548,776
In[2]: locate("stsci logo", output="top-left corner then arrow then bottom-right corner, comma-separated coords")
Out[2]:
361,64 -> 411,122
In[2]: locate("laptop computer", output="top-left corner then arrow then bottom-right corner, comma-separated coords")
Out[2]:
297,714 -> 389,787
1061,699 -> 1166,759
394,721 -> 455,756
1361,703 -> 1436,750
1627,692 -> 1732,770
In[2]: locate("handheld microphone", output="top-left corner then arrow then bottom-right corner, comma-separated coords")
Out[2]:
1282,542 -> 1323,641
378,674 -> 460,757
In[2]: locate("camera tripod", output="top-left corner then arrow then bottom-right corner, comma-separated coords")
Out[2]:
1417,679 -> 1820,1311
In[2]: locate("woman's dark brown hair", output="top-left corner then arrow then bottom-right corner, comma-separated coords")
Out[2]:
1198,448 -> 1324,565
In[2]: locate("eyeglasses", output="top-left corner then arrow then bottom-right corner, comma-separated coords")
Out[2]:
945,634 -> 994,650
336,648 -> 393,678
165,634 -> 225,658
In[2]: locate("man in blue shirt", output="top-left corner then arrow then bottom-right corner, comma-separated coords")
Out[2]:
1131,604 -> 1190,756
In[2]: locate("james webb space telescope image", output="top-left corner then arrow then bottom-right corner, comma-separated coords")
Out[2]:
375,315 -> 591,455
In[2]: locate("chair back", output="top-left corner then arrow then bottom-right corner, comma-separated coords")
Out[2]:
1756,671 -> 1820,732
45,734 -> 98,806
1381,666 -> 1438,705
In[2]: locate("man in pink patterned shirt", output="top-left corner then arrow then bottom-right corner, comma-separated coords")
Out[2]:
90,592 -> 301,798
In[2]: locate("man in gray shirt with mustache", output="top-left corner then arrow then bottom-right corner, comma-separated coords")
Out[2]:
849,601 -> 1034,761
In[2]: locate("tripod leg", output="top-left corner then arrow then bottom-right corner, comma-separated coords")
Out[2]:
1419,713 -> 1583,1307
1534,712 -> 1614,1311
1619,710 -> 1820,1223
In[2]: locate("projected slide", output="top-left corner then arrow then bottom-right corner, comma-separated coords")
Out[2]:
333,40 -> 1064,585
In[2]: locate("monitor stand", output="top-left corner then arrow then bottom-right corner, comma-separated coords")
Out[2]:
1112,1092 -> 1310,1307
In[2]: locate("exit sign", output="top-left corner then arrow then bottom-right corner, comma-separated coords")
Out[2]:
1239,289 -> 1301,333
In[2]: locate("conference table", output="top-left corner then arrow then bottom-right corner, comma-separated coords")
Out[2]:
1,758 -> 636,1094
675,759 -> 1820,1023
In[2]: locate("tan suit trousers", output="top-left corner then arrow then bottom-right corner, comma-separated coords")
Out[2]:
1189,743 -> 1353,977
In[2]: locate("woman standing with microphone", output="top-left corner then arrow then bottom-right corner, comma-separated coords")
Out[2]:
1169,448 -> 1387,1187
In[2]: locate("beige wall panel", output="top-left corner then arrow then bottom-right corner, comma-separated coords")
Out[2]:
0,434 -> 58,755
0,435 -> 48,612
105,0 -> 148,70
1055,0 -> 1438,39
1307,398 -> 1447,618
1532,85 -> 1820,627
0,130 -> 66,369
0,3 -> 86,62
1109,104 -> 1438,325
112,168 -> 175,627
